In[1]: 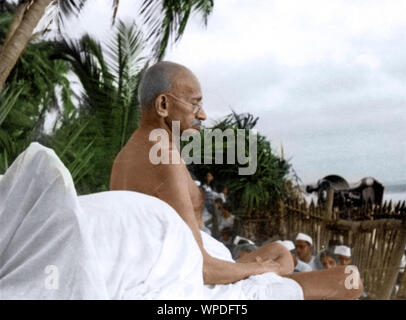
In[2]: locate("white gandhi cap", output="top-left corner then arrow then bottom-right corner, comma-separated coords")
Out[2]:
334,245 -> 351,257
295,233 -> 313,246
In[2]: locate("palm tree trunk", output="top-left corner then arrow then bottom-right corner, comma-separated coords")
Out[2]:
0,0 -> 53,92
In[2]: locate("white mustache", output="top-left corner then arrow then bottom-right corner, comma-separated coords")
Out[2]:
190,120 -> 202,126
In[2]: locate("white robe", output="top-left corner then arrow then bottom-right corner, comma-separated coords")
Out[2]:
0,142 -> 303,300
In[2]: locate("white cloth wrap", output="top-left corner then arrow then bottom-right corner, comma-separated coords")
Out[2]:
0,142 -> 303,300
78,191 -> 204,299
201,231 -> 304,300
0,143 -> 107,299
0,142 -> 203,299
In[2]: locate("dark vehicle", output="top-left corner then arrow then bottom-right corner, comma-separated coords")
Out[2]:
306,175 -> 384,209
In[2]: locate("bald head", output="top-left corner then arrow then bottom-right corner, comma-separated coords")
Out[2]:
138,61 -> 195,109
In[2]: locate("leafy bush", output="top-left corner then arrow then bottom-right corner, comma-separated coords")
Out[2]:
186,111 -> 293,216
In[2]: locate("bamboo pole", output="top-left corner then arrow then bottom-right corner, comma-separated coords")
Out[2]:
366,229 -> 378,297
377,223 -> 406,299
278,201 -> 287,239
396,269 -> 406,299
325,187 -> 334,221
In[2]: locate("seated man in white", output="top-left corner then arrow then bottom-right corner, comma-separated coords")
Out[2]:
278,240 -> 312,273
110,61 -> 363,300
294,232 -> 322,270
334,245 -> 352,266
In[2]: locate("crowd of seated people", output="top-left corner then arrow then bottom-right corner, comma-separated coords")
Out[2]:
197,172 -> 235,240
232,232 -> 355,273
193,171 -> 406,298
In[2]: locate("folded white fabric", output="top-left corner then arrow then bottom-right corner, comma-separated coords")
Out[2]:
0,142 -> 107,299
0,142 -> 203,299
201,231 -> 304,300
78,191 -> 204,299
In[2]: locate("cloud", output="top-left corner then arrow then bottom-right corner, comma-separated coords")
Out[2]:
166,0 -> 406,185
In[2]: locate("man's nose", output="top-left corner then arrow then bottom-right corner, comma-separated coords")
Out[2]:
197,108 -> 207,121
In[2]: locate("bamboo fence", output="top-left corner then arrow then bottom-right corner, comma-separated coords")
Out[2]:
234,191 -> 406,300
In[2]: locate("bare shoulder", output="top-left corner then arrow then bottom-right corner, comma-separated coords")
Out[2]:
152,157 -> 190,196
110,134 -> 155,191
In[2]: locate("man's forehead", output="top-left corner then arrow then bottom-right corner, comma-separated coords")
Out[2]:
171,70 -> 202,95
295,240 -> 309,246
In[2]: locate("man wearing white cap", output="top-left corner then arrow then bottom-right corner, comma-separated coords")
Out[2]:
334,245 -> 352,266
295,233 -> 320,270
278,240 -> 312,273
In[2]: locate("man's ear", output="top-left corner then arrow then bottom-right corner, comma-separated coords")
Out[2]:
155,94 -> 169,117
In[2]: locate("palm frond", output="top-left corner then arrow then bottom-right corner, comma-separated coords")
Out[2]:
105,20 -> 146,148
106,20 -> 146,87
139,0 -> 214,60
50,120 -> 96,185
0,85 -> 24,126
43,0 -> 121,34
54,0 -> 87,32
52,35 -> 115,113
49,21 -> 146,192
111,0 -> 120,26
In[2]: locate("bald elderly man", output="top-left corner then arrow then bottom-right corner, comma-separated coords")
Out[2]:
109,61 -> 362,299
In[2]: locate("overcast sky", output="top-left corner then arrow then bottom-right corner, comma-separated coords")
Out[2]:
61,0 -> 406,185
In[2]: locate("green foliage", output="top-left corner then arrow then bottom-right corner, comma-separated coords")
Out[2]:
186,111 -> 291,216
47,119 -> 96,186
48,21 -> 146,194
0,5 -> 74,173
140,0 -> 214,59
0,84 -> 25,172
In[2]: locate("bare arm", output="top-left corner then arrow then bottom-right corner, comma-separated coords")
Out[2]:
153,160 -> 280,285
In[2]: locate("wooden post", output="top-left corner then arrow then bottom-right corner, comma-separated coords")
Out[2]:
278,201 -> 287,239
325,187 -> 334,221
377,223 -> 406,299
396,268 -> 406,299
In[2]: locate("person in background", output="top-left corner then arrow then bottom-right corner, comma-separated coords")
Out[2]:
219,227 -> 235,249
295,233 -> 321,270
216,184 -> 229,203
217,200 -> 235,231
320,250 -> 338,269
333,245 -> 368,298
278,240 -> 312,273
201,172 -> 214,192
201,172 -> 220,237
334,245 -> 352,266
